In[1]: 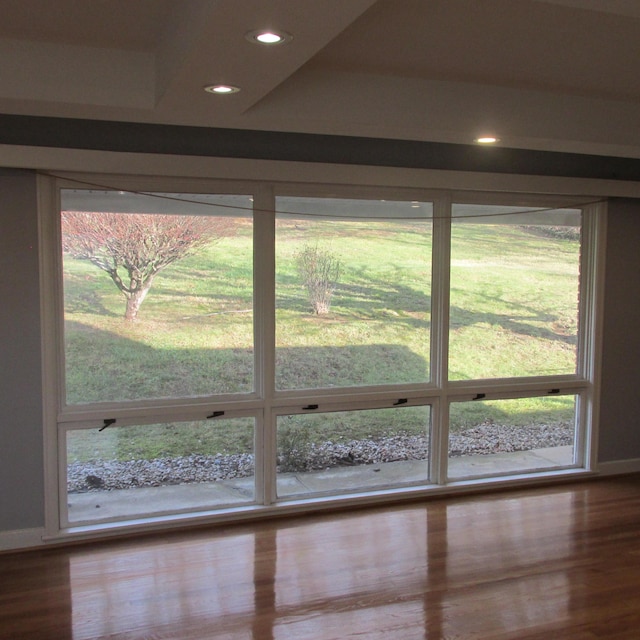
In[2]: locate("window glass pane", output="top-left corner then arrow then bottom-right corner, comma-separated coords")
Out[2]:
61,190 -> 253,403
276,405 -> 431,498
449,205 -> 581,380
276,197 -> 432,390
66,417 -> 255,524
448,395 -> 577,480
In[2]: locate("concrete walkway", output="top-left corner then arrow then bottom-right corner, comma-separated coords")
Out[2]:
67,446 -> 573,524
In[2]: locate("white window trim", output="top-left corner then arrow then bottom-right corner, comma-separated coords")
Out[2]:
39,168 -> 605,542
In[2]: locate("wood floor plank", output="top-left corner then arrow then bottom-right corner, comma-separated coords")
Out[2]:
1,475 -> 640,639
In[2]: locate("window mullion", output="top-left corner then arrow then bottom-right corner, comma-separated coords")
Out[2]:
253,185 -> 276,504
430,195 -> 452,485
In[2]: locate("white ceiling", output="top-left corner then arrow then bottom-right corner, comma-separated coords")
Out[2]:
1,0 -> 639,158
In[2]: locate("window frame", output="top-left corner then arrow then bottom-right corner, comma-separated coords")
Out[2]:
40,173 -> 605,541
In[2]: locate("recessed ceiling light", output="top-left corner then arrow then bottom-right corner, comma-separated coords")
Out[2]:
246,29 -> 293,45
475,136 -> 499,144
204,84 -> 240,95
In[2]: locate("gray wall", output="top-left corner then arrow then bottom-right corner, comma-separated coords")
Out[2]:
0,171 -> 44,531
598,198 -> 640,462
1,172 -> 639,535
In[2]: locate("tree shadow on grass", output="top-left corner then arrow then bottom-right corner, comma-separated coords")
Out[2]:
276,343 -> 428,390
277,269 -> 432,330
450,289 -> 577,346
64,321 -> 251,404
64,321 -> 575,474
64,321 -> 429,405
64,287 -> 119,318
279,269 -> 575,348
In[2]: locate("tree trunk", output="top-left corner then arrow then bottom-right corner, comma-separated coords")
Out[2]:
124,286 -> 151,321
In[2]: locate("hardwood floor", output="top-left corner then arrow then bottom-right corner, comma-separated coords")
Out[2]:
2,475 -> 640,639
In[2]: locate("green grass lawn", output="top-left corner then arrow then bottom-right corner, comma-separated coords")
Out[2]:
449,221 -> 580,379
275,218 -> 431,389
63,219 -> 580,461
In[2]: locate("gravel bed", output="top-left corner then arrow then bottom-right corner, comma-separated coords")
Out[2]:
67,422 -> 573,493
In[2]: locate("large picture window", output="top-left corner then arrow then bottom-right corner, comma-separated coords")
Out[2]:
47,180 -> 602,536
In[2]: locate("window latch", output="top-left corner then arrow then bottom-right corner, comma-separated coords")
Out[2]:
393,398 -> 408,406
207,411 -> 225,419
302,404 -> 318,411
99,418 -> 116,432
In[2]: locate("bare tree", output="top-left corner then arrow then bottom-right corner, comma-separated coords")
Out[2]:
295,243 -> 341,314
61,211 -> 237,321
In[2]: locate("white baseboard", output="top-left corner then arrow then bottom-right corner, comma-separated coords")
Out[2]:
0,527 -> 45,552
597,458 -> 640,476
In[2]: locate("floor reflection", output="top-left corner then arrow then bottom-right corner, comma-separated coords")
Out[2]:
70,531 -> 257,639
62,486 -> 606,639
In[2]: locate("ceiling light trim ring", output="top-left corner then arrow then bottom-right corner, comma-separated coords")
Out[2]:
245,29 -> 293,45
475,136 -> 500,144
204,84 -> 241,95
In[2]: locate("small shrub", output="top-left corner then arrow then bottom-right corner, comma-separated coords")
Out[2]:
294,244 -> 341,314
278,424 -> 313,472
